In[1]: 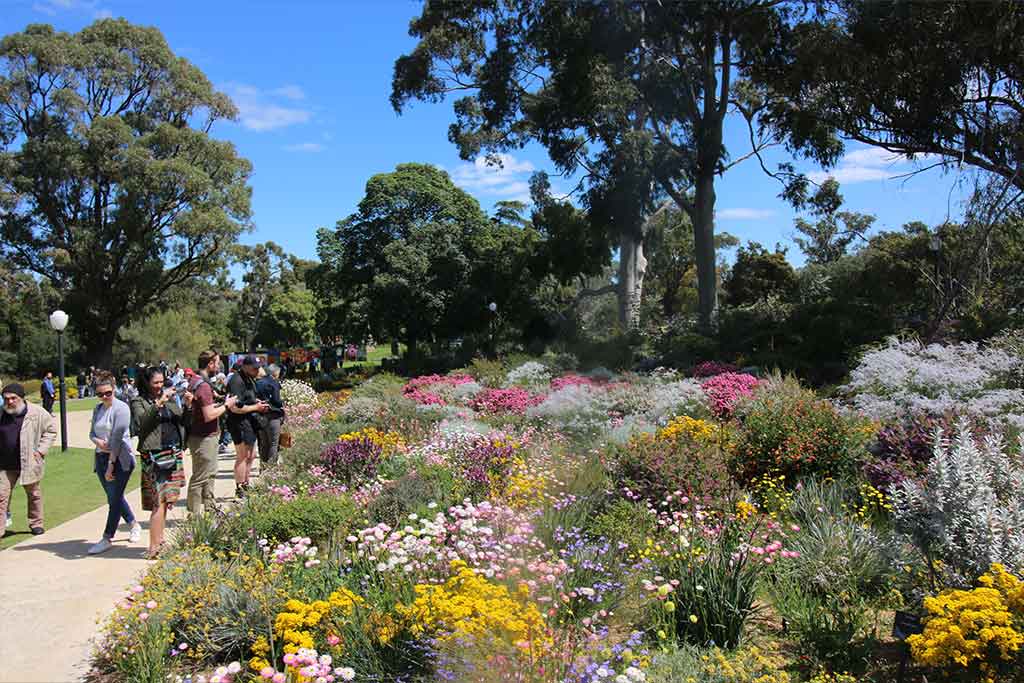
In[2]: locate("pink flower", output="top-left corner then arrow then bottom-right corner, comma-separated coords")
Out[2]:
273,675 -> 286,683
138,612 -> 149,621
145,600 -> 157,609
260,667 -> 276,679
327,634 -> 341,646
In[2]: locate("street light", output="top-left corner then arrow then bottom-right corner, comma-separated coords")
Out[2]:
487,302 -> 498,357
48,310 -> 69,452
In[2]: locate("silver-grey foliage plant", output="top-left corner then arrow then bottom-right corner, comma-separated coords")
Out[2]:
890,421 -> 1024,585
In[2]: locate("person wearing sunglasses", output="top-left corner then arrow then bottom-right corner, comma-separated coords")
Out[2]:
88,371 -> 141,555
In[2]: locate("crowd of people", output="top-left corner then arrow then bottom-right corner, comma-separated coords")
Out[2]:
0,351 -> 286,559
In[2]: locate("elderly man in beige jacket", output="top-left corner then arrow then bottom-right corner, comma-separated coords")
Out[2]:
0,383 -> 57,535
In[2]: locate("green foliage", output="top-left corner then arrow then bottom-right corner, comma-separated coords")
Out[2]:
649,519 -> 767,650
367,466 -> 457,527
763,1 -> 1024,196
259,283 -> 318,348
0,19 -> 251,366
724,242 -> 799,308
243,495 -> 359,549
588,498 -> 657,555
311,163 -> 546,356
771,481 -> 897,672
793,179 -> 875,264
612,432 -> 735,507
116,303 -> 215,367
730,375 -> 867,484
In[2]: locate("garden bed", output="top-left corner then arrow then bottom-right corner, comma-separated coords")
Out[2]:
89,346 -> 1024,683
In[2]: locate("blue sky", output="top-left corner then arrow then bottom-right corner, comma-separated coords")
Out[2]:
4,0 -> 973,267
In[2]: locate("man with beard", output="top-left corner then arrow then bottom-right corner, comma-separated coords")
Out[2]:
0,384 -> 56,535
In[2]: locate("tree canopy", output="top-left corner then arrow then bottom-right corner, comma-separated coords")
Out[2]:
0,19 -> 251,366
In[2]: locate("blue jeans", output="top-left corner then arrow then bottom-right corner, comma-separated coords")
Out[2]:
94,453 -> 136,539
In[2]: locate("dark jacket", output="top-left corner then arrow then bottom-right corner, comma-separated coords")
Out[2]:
255,377 -> 285,420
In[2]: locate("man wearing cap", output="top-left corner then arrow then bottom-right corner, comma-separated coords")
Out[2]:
0,383 -> 56,535
225,356 -> 269,498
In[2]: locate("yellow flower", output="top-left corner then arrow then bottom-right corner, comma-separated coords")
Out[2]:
689,614 -> 699,624
395,560 -> 551,660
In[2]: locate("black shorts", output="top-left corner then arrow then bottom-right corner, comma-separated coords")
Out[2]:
227,416 -> 258,446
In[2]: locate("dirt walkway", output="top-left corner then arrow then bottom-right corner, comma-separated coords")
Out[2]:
0,428 -> 247,682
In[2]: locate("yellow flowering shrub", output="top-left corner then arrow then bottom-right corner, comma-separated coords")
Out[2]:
808,672 -> 857,683
908,564 -> 1024,678
658,416 -> 716,444
338,427 -> 405,456
249,635 -> 271,672
852,483 -> 892,523
395,560 -> 551,660
749,472 -> 793,519
655,644 -> 792,683
272,588 -> 364,654
502,455 -> 549,510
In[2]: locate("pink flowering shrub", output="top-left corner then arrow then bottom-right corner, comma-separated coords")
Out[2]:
402,374 -> 475,406
700,372 -> 760,417
470,387 -> 545,414
691,361 -> 739,378
550,374 -> 596,392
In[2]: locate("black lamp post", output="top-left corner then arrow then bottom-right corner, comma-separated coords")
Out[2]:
49,310 -> 69,452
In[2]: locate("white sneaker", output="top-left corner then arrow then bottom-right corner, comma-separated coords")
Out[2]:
5,512 -> 11,529
128,522 -> 142,544
88,538 -> 113,555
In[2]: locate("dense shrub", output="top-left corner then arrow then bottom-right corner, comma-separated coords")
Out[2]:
319,437 -> 384,485
891,423 -> 1024,585
701,372 -> 759,418
613,421 -> 734,506
730,376 -> 868,484
864,412 -> 987,491
246,495 -> 358,548
844,337 -> 1024,429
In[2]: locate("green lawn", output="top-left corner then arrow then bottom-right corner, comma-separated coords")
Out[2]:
1,446 -> 139,550
26,397 -> 98,412
343,345 -> 402,369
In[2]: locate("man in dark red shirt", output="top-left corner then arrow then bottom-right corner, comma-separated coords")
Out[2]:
185,351 -> 236,515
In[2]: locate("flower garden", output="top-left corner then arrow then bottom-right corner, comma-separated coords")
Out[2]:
90,340 -> 1024,683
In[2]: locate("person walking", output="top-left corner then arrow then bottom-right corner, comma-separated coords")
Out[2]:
88,372 -> 141,555
76,370 -> 87,401
186,351 -> 236,515
226,356 -> 269,498
255,364 -> 285,467
40,372 -> 55,414
0,383 -> 56,536
131,366 -> 188,558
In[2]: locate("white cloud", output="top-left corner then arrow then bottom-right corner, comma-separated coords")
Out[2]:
715,208 -> 776,221
450,153 -> 536,202
809,145 -> 935,185
283,142 -> 323,153
270,85 -> 305,101
33,0 -> 110,16
223,83 -> 312,132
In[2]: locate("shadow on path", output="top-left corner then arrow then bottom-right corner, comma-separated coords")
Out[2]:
14,538 -> 147,561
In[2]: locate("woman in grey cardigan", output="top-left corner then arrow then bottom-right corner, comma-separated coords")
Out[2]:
87,371 -> 140,555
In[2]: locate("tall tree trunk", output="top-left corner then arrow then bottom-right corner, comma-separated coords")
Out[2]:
618,227 -> 647,329
693,171 -> 717,329
85,332 -> 115,371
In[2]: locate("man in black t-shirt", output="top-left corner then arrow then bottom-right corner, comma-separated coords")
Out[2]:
225,355 -> 268,498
